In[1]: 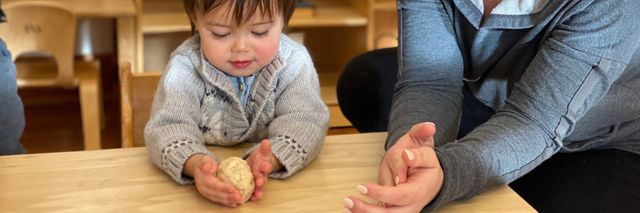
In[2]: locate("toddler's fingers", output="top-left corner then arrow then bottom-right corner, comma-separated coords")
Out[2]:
260,161 -> 273,174
194,170 -> 241,207
251,162 -> 271,187
200,157 -> 218,175
201,188 -> 242,207
252,189 -> 264,201
254,173 -> 265,188
198,171 -> 239,198
259,139 -> 271,154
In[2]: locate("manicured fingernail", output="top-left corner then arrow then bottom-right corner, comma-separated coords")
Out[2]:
405,149 -> 415,160
395,176 -> 400,185
423,122 -> 435,126
343,197 -> 354,208
343,208 -> 352,213
356,185 -> 368,194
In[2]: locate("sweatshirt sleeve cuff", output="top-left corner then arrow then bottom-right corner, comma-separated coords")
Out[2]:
423,147 -> 477,211
160,139 -> 216,185
422,149 -> 456,211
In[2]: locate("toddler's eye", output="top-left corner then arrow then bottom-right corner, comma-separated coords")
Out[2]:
252,30 -> 269,37
212,32 -> 230,38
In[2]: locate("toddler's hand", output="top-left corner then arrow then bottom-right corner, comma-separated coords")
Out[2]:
246,139 -> 281,201
190,154 -> 242,207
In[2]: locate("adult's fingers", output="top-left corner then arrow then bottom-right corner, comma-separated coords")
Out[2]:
343,196 -> 388,213
408,122 -> 436,147
344,196 -> 423,213
390,156 -> 407,186
365,170 -> 443,208
378,159 -> 396,186
354,183 -> 421,206
402,147 -> 439,169
359,166 -> 442,207
385,123 -> 436,186
379,148 -> 408,186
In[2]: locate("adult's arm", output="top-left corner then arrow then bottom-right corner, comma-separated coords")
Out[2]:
386,0 -> 465,149
0,39 -> 25,155
429,0 -> 640,210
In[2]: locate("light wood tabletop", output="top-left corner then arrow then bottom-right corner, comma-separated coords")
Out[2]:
0,133 -> 535,212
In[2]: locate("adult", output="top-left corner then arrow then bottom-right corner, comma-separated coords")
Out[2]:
0,5 -> 27,155
340,0 -> 640,212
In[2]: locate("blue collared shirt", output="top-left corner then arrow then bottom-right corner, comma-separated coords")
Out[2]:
229,74 -> 256,109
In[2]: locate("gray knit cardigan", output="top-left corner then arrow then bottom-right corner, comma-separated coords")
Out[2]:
145,34 -> 329,184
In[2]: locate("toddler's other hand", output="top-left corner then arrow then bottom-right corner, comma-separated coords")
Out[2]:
246,139 -> 281,201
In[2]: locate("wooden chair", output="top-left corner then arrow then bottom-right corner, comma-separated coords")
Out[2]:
120,63 -> 161,148
0,1 -> 103,150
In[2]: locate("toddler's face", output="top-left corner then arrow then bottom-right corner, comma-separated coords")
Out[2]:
195,4 -> 283,77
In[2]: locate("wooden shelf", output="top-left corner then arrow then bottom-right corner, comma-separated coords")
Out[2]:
319,70 -> 339,106
141,0 -> 367,34
140,0 -> 189,34
372,2 -> 396,10
288,0 -> 367,28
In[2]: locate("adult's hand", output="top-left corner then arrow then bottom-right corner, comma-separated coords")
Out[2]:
378,122 -> 436,188
344,146 -> 444,212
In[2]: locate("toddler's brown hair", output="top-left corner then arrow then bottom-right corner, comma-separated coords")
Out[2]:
183,0 -> 296,34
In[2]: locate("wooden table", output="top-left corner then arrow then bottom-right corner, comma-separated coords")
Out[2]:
0,133 -> 535,212
4,0 -> 139,72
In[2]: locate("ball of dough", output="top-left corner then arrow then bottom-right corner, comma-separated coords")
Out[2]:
216,157 -> 255,203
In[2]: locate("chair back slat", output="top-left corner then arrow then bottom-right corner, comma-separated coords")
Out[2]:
0,2 -> 77,86
120,63 -> 162,147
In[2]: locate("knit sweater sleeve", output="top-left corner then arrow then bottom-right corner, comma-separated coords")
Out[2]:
244,48 -> 329,179
144,52 -> 215,185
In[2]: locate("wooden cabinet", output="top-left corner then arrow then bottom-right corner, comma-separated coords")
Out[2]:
365,0 -> 399,49
139,0 -> 397,128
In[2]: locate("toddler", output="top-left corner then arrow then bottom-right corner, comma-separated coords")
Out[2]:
145,0 -> 329,207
